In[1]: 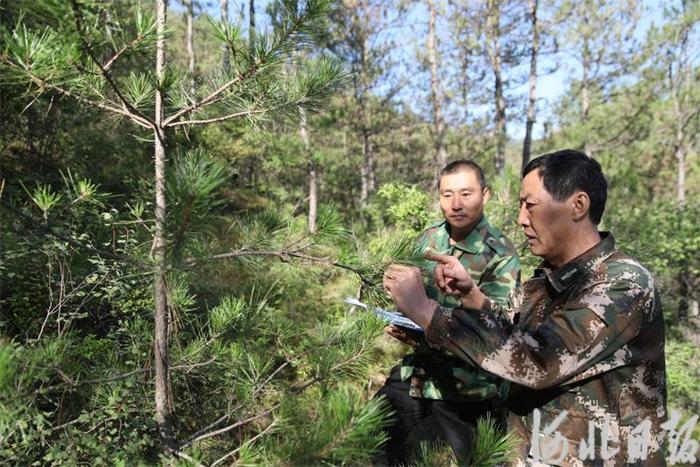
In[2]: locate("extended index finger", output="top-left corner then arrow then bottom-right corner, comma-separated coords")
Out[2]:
423,250 -> 454,264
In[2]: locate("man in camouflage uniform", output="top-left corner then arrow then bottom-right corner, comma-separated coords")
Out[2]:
377,160 -> 521,463
384,150 -> 667,466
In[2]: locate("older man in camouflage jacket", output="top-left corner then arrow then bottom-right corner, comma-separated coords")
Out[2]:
384,150 -> 667,466
377,160 -> 520,464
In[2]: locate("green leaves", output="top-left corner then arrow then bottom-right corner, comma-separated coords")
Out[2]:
21,182 -> 62,222
275,384 -> 392,465
121,72 -> 155,111
468,415 -> 519,467
209,296 -> 246,334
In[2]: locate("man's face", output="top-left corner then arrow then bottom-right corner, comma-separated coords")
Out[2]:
439,169 -> 488,236
518,170 -> 573,265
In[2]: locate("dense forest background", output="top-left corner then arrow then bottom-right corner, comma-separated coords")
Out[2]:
1,0 -> 699,465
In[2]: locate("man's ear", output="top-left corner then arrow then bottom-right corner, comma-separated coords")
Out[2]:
482,186 -> 491,203
570,191 -> 590,222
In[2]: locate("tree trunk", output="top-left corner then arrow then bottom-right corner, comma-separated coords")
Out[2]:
153,0 -> 176,451
427,0 -> 447,179
185,0 -> 195,96
300,108 -> 317,233
675,133 -> 686,208
522,0 -> 539,170
358,30 -> 374,207
581,20 -> 591,155
360,125 -> 375,207
249,0 -> 255,47
487,0 -> 506,176
221,0 -> 229,72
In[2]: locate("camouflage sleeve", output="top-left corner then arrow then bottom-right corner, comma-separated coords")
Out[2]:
478,254 -> 521,308
425,275 -> 654,390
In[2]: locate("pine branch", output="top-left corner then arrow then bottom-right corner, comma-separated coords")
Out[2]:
182,405 -> 280,448
177,345 -> 319,450
178,326 -> 375,451
210,417 -> 279,467
205,249 -> 373,287
103,34 -> 146,71
68,0 -> 155,128
163,0 -> 333,126
34,358 -> 217,395
166,107 -> 265,127
163,67 -> 259,126
1,60 -> 152,128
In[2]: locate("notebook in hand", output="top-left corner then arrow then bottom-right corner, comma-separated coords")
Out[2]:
343,297 -> 424,332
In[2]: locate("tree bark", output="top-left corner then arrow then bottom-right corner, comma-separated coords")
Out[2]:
358,25 -> 375,207
221,0 -> 229,72
154,0 -> 176,451
522,0 -> 539,170
581,14 -> 591,155
427,0 -> 447,179
184,0 -> 195,96
487,0 -> 506,176
249,0 -> 255,47
672,2 -> 691,321
300,108 -> 317,233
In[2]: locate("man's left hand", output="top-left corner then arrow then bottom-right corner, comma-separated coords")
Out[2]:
383,264 -> 438,329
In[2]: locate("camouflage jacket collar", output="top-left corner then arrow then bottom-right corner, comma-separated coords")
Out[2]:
442,215 -> 489,254
535,232 -> 615,295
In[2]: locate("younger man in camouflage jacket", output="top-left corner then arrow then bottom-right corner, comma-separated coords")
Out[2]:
377,160 -> 520,463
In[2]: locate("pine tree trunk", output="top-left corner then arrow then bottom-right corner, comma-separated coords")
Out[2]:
153,0 -> 176,451
522,0 -> 538,170
300,108 -> 317,233
673,69 -> 686,209
185,0 -> 195,96
221,0 -> 230,71
427,0 -> 447,179
249,0 -> 255,46
673,38 -> 688,321
359,30 -> 374,208
581,22 -> 591,155
488,0 -> 506,176
360,125 -> 375,207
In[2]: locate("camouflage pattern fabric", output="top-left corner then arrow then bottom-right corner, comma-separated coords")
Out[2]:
399,215 -> 521,401
425,233 -> 667,466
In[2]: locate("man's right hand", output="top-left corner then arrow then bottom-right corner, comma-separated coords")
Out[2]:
423,251 -> 475,297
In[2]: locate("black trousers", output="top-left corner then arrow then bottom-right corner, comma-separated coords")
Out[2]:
375,365 -> 504,465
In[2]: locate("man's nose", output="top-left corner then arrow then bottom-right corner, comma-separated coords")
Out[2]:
517,205 -> 529,226
451,197 -> 463,210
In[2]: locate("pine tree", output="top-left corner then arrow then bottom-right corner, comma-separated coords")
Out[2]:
2,0 -> 347,455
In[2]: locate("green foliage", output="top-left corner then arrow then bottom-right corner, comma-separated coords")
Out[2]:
266,383 -> 391,465
409,441 -> 456,466
468,415 -> 519,467
2,0 -> 699,464
665,339 -> 700,414
371,182 -> 435,235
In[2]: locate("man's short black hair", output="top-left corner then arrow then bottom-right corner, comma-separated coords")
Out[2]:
438,160 -> 487,189
523,149 -> 607,224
